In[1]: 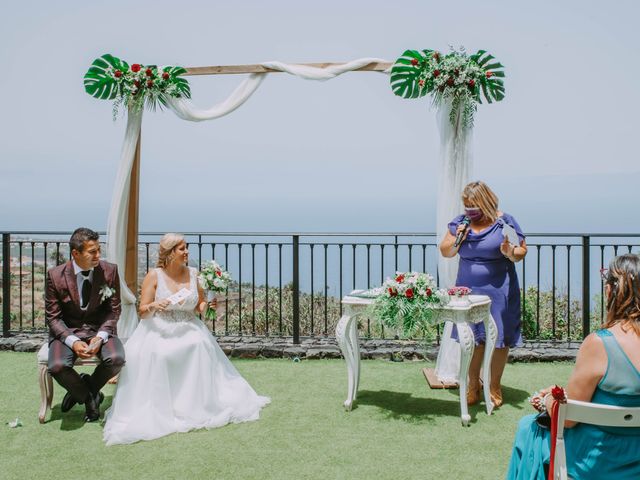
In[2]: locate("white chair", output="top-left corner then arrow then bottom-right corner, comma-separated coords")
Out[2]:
552,398 -> 640,480
36,343 -> 100,424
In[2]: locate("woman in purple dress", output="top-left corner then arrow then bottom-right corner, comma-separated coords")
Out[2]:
439,181 -> 527,408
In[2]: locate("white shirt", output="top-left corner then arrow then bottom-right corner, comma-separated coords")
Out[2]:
64,260 -> 109,349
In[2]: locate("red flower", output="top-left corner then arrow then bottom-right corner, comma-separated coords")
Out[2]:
162,72 -> 170,80
146,80 -> 154,87
418,79 -> 425,87
551,385 -> 566,402
425,288 -> 432,297
216,270 -> 222,277
145,68 -> 153,77
468,79 -> 476,88
454,68 -> 459,76
131,64 -> 141,73
446,77 -> 454,86
388,287 -> 397,297
486,71 -> 493,78
432,52 -> 440,61
410,58 -> 419,66
134,80 -> 141,87
405,288 -> 414,299
433,69 -> 440,77
395,274 -> 405,283
114,70 -> 122,78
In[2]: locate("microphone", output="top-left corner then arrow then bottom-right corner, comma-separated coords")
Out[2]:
453,216 -> 471,248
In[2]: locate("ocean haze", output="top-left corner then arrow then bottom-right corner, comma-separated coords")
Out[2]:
1,0 -> 639,235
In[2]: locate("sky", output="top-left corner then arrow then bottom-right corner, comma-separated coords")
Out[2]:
1,0 -> 639,235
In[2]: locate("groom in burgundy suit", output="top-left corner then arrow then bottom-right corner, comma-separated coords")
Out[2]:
46,228 -> 125,422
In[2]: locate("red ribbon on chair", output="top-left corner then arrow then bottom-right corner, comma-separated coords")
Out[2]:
547,385 -> 567,480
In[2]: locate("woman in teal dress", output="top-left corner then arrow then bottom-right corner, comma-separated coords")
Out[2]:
506,254 -> 640,479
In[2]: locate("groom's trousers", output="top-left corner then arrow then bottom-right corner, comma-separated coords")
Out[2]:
48,337 -> 125,403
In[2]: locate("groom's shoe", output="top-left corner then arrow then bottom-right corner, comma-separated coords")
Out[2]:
61,391 -> 79,413
82,373 -> 104,422
61,373 -> 92,412
84,390 -> 104,422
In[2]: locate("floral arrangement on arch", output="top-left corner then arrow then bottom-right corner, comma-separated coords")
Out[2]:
390,47 -> 505,128
84,54 -> 191,119
371,272 -> 449,336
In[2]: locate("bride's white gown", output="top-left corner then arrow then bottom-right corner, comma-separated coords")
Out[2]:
103,267 -> 270,446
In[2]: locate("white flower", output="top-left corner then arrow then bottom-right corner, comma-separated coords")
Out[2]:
99,285 -> 116,303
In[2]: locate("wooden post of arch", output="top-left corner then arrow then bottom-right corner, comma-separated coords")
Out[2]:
125,130 -> 141,294
121,60 -> 392,325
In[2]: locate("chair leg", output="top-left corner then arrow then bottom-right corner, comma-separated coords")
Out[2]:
38,364 -> 52,424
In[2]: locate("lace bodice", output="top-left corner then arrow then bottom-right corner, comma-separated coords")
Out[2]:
154,267 -> 199,321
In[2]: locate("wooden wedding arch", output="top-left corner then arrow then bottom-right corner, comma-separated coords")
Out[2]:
122,61 -> 392,293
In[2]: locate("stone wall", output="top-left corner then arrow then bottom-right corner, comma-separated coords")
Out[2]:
0,333 -> 580,362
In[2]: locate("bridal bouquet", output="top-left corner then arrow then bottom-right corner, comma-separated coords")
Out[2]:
371,272 -> 449,336
198,261 -> 232,321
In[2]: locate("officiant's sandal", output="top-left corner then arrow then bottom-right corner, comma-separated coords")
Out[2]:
467,382 -> 482,405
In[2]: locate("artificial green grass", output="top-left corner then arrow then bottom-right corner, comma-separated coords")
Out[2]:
0,352 -> 573,480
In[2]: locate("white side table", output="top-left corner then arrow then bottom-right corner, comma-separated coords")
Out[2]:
335,292 -> 498,426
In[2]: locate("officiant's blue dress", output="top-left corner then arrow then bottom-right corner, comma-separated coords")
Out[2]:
506,329 -> 640,479
449,213 -> 524,348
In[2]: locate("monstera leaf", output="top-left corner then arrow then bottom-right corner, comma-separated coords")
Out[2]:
470,50 -> 505,104
390,49 -> 434,99
160,66 -> 191,104
84,54 -> 129,100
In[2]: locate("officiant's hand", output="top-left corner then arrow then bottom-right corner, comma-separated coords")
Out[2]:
72,340 -> 93,359
500,237 -> 515,260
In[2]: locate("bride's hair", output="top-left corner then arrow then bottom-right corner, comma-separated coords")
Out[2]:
157,233 -> 185,268
603,254 -> 640,335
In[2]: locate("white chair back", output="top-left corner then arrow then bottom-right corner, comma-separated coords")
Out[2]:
553,399 -> 640,480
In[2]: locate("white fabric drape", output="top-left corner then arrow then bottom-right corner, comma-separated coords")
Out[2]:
105,108 -> 143,342
434,100 -> 474,383
107,58 -> 389,339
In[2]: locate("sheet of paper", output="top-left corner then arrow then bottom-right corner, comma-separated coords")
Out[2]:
502,222 -> 520,246
167,288 -> 192,305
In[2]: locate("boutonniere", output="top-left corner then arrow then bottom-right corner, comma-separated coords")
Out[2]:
99,284 -> 116,302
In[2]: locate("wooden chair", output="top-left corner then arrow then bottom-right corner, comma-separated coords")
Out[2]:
552,398 -> 640,479
36,343 -> 99,424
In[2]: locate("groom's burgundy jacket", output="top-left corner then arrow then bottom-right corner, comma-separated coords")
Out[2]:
45,260 -> 121,343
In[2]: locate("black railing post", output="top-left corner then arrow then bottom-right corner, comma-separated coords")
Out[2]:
582,235 -> 591,339
3,233 -> 11,337
292,235 -> 300,344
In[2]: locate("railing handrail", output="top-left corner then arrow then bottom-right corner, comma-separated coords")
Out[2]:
2,230 -> 640,238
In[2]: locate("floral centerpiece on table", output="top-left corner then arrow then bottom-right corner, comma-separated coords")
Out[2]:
448,286 -> 471,297
390,46 -> 505,128
371,272 -> 449,336
198,260 -> 232,321
84,54 -> 191,119
447,286 -> 472,306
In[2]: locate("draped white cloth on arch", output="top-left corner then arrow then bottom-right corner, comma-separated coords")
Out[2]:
106,57 -> 472,384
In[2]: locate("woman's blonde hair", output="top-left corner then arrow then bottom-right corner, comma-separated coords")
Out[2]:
462,181 -> 499,223
156,233 -> 185,268
603,254 -> 640,335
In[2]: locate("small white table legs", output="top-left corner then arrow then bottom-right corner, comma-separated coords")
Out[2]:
335,306 -> 361,411
336,294 -> 497,426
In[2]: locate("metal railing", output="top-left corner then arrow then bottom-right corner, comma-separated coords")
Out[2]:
2,231 -> 639,343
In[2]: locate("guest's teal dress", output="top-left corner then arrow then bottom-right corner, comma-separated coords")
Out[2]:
506,329 -> 640,479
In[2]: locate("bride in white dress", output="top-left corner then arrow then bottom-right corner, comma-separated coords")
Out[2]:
103,233 -> 270,446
